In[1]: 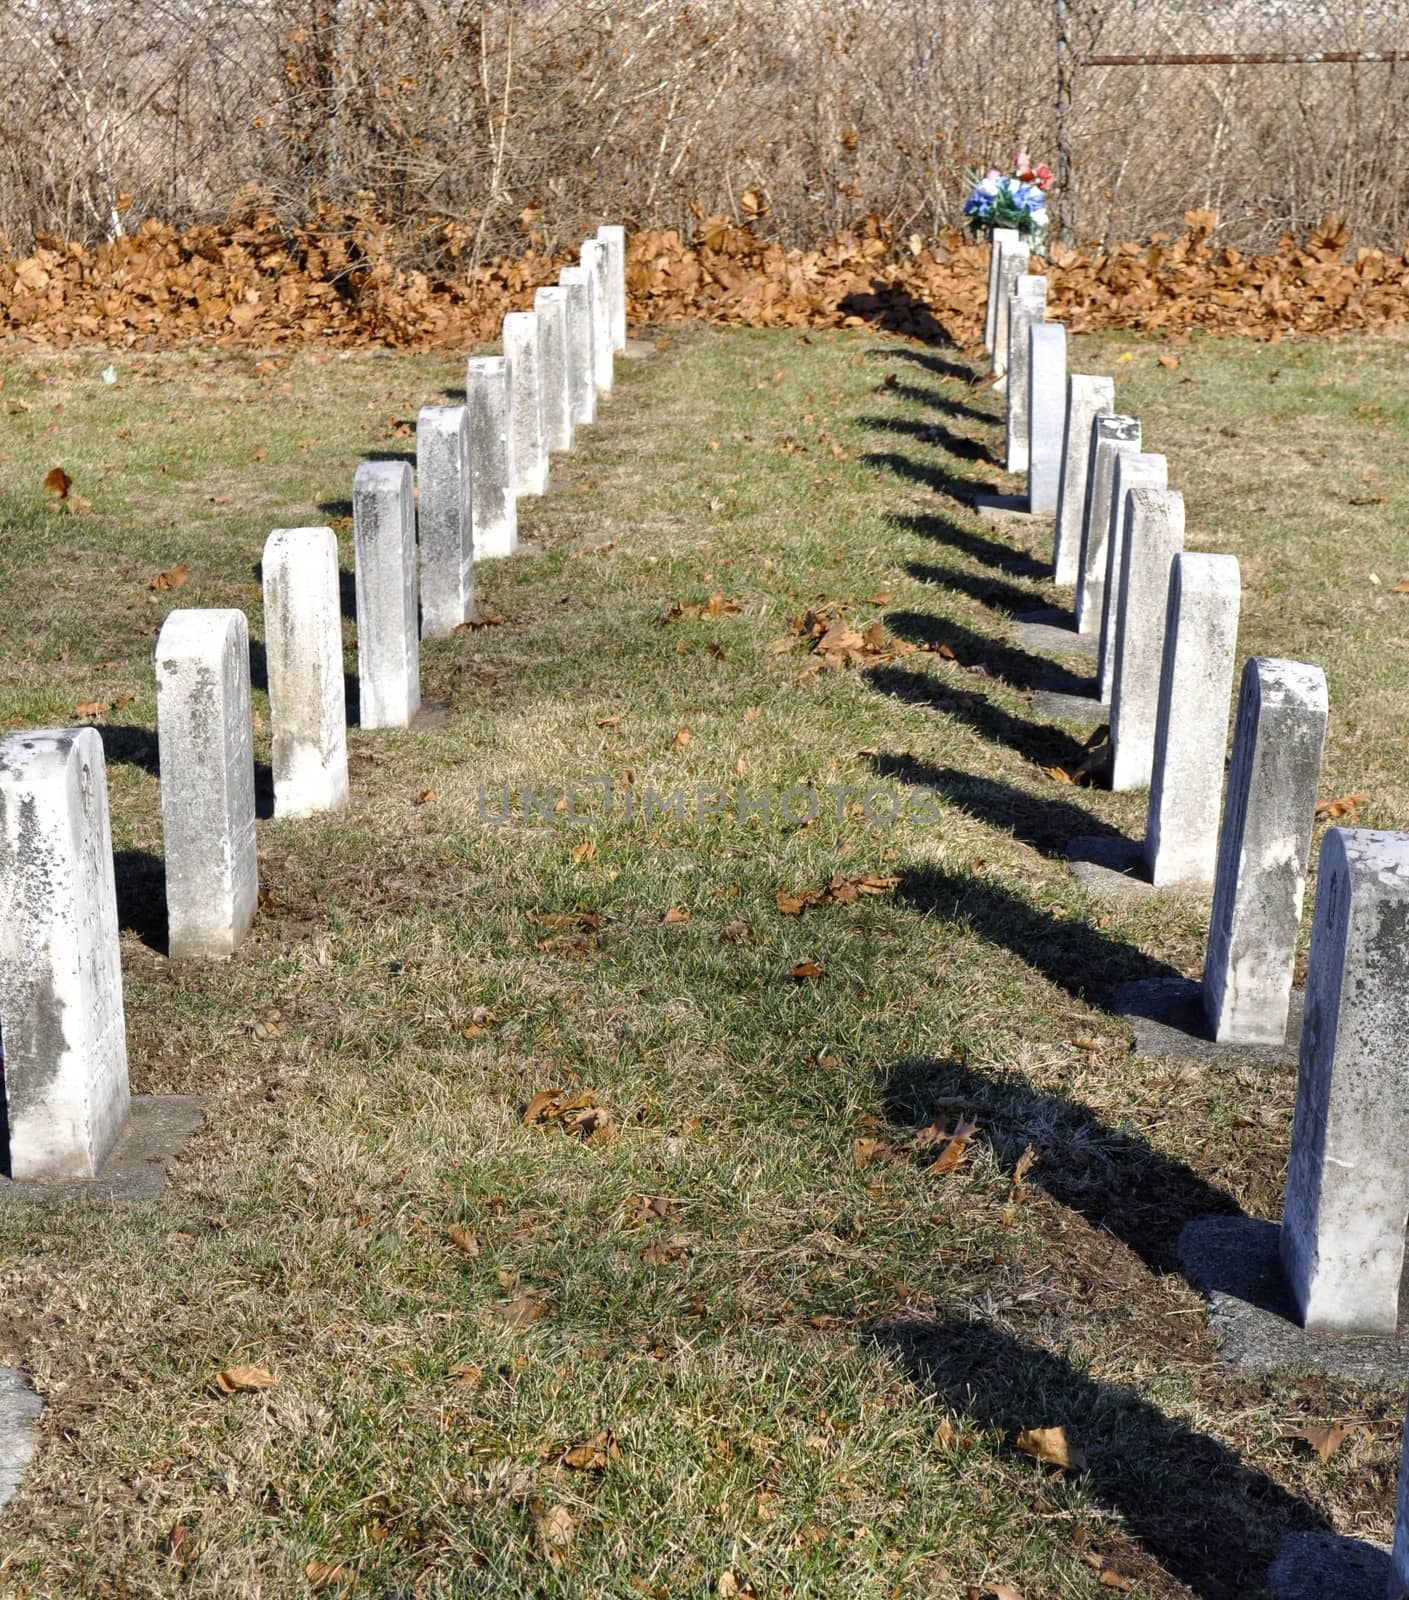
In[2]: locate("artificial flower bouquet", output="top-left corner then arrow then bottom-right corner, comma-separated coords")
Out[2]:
963,154 -> 1053,243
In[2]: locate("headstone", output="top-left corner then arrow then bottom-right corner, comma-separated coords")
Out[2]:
1074,414 -> 1141,634
1027,323 -> 1068,514
991,241 -> 1031,383
1051,375 -> 1115,584
262,526 -> 351,819
984,227 -> 1021,354
580,238 -> 613,397
532,286 -> 574,453
1202,659 -> 1328,1043
353,460 -> 420,729
1144,553 -> 1241,888
596,223 -> 628,354
1391,1403 -> 1409,1596
465,354 -> 517,561
501,312 -> 548,497
1096,451 -> 1168,701
155,608 -> 259,959
0,726 -> 129,1178
1108,488 -> 1184,792
415,405 -> 473,638
558,269 -> 597,428
1004,276 -> 1048,475
1281,827 -> 1409,1335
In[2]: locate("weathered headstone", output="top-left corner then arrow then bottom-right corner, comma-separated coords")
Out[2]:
580,238 -> 614,397
1096,451 -> 1168,701
465,355 -> 517,561
991,241 -> 1031,384
1281,827 -> 1409,1334
1004,276 -> 1048,475
502,312 -> 548,498
1203,659 -> 1328,1043
984,227 -> 1021,354
1108,488 -> 1184,791
156,608 -> 259,960
1051,375 -> 1115,584
1392,1407 -> 1409,1597
558,268 -> 597,428
415,405 -> 473,638
1028,323 -> 1068,514
0,726 -> 130,1178
596,223 -> 628,354
1074,414 -> 1141,635
353,460 -> 420,729
1144,553 -> 1241,888
532,286 -> 574,453
262,526 -> 350,819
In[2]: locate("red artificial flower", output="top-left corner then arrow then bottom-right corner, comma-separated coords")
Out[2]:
1034,163 -> 1054,191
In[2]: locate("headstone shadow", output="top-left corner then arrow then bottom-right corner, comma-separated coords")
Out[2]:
838,282 -> 961,345
868,1318 -> 1329,1600
884,511 -> 1043,577
98,723 -> 160,776
904,560 -> 1045,618
865,663 -> 1092,770
892,863 -> 1184,1002
113,847 -> 168,954
867,756 -> 1121,860
856,412 -> 1002,467
884,609 -> 1089,695
862,344 -> 977,385
882,377 -> 995,427
862,448 -> 998,503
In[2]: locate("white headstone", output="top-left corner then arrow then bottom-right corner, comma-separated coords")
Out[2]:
416,405 -> 473,639
984,227 -> 1021,354
1096,451 -> 1168,702
532,286 -> 574,453
0,727 -> 129,1178
1281,827 -> 1409,1334
1004,276 -> 1048,475
1202,658 -> 1328,1043
1051,375 -> 1115,584
558,269 -> 597,428
596,223 -> 628,354
1027,323 -> 1068,514
992,241 -> 1031,383
1074,414 -> 1141,635
353,460 -> 420,729
580,238 -> 613,397
262,526 -> 350,819
156,608 -> 259,960
1108,488 -> 1185,792
1144,553 -> 1241,889
466,354 -> 517,561
502,311 -> 548,497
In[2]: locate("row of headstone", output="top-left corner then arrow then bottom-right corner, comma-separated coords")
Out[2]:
984,238 -> 1409,1367
0,225 -> 630,1181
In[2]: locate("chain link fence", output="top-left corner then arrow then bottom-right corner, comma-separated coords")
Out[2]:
1,1 -> 1407,261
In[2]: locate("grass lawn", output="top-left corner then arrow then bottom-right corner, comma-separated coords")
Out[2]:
0,317 -> 1407,1599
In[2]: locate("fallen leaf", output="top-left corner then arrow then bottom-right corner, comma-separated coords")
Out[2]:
1157,353 -> 1180,369
1315,793 -> 1371,820
413,787 -> 438,805
662,906 -> 690,924
214,1364 -> 276,1394
447,1362 -> 484,1388
447,1223 -> 480,1257
924,1117 -> 978,1176
1070,1035 -> 1102,1052
671,726 -> 691,749
74,698 -> 109,718
148,562 -> 190,592
535,1503 -> 576,1563
43,466 -> 72,499
853,1137 -> 893,1168
790,959 -> 825,980
305,1559 -> 352,1589
499,1293 -> 549,1328
596,715 -> 622,728
571,840 -> 597,864
558,1428 -> 619,1470
1016,1424 -> 1088,1472
865,590 -> 896,605
1295,1423 -> 1356,1464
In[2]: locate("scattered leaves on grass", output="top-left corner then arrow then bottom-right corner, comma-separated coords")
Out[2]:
555,1429 -> 620,1471
662,592 -> 742,621
784,599 -> 930,679
670,726 -> 691,749
640,1236 -> 691,1266
1315,792 -> 1371,820
571,840 -> 597,864
662,905 -> 690,924
447,1362 -> 484,1388
790,959 -> 825,980
305,1559 -> 352,1590
776,871 -> 899,914
412,787 -> 438,805
1016,1424 -> 1088,1472
595,714 -> 622,728
43,466 -> 72,499
446,1223 -> 480,1257
534,1502 -> 576,1563
148,562 -> 190,592
522,1088 -> 614,1144
500,1293 -> 550,1328
623,1194 -> 677,1228
1040,725 -> 1110,787
214,1364 -> 276,1395
916,1116 -> 977,1176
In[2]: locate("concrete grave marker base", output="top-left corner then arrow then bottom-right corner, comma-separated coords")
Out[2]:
1114,977 -> 1303,1063
1066,836 -> 1156,898
1264,1533 -> 1391,1600
0,1368 -> 42,1512
0,1096 -> 204,1203
623,338 -> 658,359
1012,609 -> 1096,658
1029,688 -> 1106,722
1178,1215 -> 1409,1379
